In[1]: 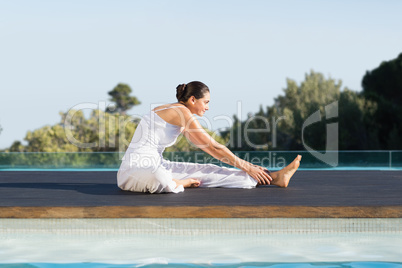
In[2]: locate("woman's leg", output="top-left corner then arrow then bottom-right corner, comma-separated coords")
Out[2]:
163,155 -> 301,189
268,155 -> 301,187
164,161 -> 257,189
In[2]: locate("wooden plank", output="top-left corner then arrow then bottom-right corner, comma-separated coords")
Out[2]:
1,206 -> 401,218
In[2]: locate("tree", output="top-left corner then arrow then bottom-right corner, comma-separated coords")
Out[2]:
271,71 -> 342,150
7,110 -> 137,152
338,89 -> 377,150
9,141 -> 23,152
226,70 -> 372,151
106,83 -> 141,115
362,53 -> 402,149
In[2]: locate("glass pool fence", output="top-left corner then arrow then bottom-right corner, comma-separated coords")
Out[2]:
0,151 -> 401,170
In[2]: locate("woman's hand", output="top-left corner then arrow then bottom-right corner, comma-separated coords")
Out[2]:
246,165 -> 272,185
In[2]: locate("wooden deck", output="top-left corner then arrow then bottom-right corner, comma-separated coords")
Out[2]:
0,170 -> 401,218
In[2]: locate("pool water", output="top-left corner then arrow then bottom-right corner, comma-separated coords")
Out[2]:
0,219 -> 401,267
0,262 -> 401,267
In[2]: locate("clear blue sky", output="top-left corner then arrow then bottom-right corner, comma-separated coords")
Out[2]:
1,0 -> 401,149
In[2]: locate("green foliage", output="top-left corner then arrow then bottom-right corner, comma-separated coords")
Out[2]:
273,71 -> 342,150
338,89 -> 377,150
106,83 -> 141,114
362,53 -> 402,149
61,109 -> 138,152
7,110 -> 137,153
226,71 -> 372,151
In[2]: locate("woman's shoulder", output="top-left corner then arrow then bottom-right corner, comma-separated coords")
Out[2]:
152,103 -> 193,127
152,103 -> 189,112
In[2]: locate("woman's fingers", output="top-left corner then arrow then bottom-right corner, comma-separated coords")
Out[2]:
249,165 -> 272,185
258,172 -> 270,185
264,173 -> 271,185
254,172 -> 264,185
263,172 -> 272,185
263,168 -> 273,182
258,174 -> 266,185
265,173 -> 273,182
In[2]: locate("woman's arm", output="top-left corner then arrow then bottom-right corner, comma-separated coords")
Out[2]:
182,113 -> 272,185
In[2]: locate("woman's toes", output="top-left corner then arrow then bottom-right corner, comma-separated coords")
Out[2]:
192,179 -> 200,187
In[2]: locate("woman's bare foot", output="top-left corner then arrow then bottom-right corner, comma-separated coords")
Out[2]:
173,178 -> 200,188
270,155 -> 301,187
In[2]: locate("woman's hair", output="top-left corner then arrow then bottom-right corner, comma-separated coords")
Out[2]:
176,81 -> 209,103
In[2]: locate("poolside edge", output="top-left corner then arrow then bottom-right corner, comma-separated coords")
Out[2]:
0,206 -> 401,218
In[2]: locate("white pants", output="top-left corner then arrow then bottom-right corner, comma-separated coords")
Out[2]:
117,154 -> 257,194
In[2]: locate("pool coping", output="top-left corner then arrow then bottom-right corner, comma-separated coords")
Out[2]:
1,205 -> 402,218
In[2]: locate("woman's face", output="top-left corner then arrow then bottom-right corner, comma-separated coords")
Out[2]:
190,92 -> 210,116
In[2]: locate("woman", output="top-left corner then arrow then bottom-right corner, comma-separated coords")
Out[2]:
117,81 -> 301,193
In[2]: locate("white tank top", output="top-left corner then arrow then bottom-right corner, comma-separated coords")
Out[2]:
124,106 -> 185,158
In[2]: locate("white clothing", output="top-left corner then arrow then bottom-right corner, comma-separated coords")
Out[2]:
117,106 -> 257,193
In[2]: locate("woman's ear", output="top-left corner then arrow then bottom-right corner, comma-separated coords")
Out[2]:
190,96 -> 196,104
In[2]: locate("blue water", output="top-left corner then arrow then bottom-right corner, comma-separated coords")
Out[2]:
1,262 -> 402,268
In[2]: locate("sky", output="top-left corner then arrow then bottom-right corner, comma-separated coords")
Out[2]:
0,0 -> 401,150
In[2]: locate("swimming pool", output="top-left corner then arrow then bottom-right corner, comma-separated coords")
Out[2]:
0,218 -> 401,267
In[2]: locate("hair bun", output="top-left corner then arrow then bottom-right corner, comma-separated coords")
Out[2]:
176,83 -> 186,91
176,83 -> 187,101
